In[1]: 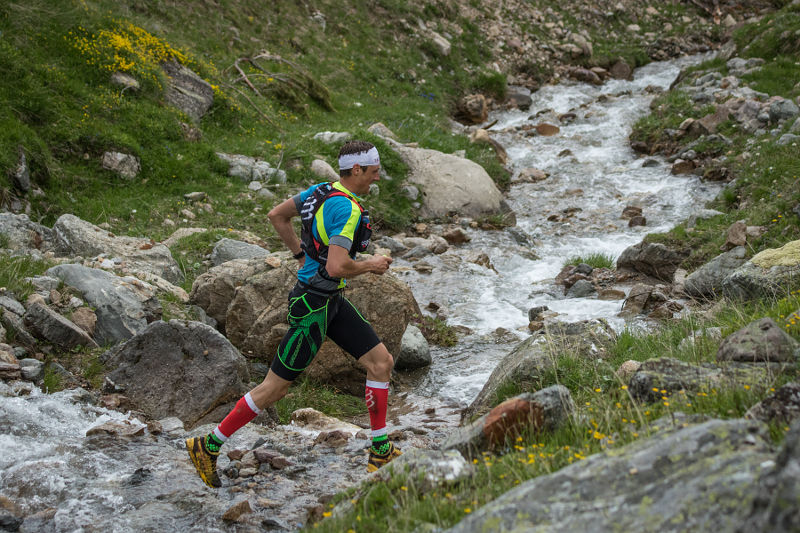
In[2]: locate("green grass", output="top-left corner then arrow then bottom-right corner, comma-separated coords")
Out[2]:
307,289 -> 800,532
413,315 -> 458,347
0,253 -> 54,300
562,253 -> 614,270
274,378 -> 366,425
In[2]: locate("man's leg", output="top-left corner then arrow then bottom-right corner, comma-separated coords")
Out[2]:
187,289 -> 327,488
186,371 -> 291,488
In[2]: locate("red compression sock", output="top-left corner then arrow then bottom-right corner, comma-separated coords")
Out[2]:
214,392 -> 261,440
365,380 -> 389,441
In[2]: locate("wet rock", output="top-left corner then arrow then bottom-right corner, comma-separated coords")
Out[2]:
746,382 -> 800,425
517,167 -> 549,182
628,215 -> 646,227
568,67 -> 601,85
290,408 -> 363,434
535,123 -> 560,136
23,302 -> 98,350
505,86 -> 532,110
566,279 -> 595,298
609,58 -> 633,80
102,320 -> 249,427
684,246 -> 747,299
314,430 -> 351,447
671,159 -> 695,174
441,228 -> 470,245
717,318 -> 799,364
396,324 -> 431,370
597,288 -> 626,300
446,419 -> 773,533
18,358 -> 43,381
620,206 -> 642,219
617,241 -> 688,282
619,283 -> 652,316
85,420 -> 146,439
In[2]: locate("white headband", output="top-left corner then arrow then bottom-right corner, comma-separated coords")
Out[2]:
338,147 -> 380,170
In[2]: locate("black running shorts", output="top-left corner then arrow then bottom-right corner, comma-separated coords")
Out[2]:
270,284 -> 381,381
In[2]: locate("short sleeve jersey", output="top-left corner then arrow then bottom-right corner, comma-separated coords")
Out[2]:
292,181 -> 365,287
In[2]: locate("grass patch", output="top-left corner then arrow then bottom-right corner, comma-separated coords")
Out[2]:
274,378 -> 365,425
562,252 -> 614,270
0,253 -> 54,300
413,315 -> 458,347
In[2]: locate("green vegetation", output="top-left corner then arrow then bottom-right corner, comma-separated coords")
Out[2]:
274,378 -> 365,425
0,253 -> 53,300
562,252 -> 614,270
414,315 -> 458,347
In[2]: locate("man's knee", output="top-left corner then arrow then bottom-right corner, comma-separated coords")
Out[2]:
361,344 -> 394,378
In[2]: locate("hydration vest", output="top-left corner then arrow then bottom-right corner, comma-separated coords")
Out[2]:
299,183 -> 372,267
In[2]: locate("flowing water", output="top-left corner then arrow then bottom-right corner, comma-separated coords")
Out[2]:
0,54 -> 723,531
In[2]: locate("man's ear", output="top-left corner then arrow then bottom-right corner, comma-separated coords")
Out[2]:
351,164 -> 361,175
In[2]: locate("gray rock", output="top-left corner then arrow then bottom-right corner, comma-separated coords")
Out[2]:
155,416 -> 186,435
617,241 -> 688,281
566,279 -> 595,298
23,303 -> 98,350
722,261 -> 799,300
737,419 -> 800,533
19,358 -> 44,381
446,419 -> 773,533
395,324 -> 431,370
210,238 -> 270,266
373,236 -> 406,254
12,147 -> 30,193
0,295 -> 25,317
403,245 -> 432,260
101,151 -> 140,179
369,449 -> 473,492
25,275 -> 61,292
769,98 -> 799,123
619,283 -> 652,316
0,310 -> 37,348
102,320 -> 249,427
0,212 -> 56,253
310,159 -> 339,181
717,318 -> 799,363
46,264 -> 162,346
684,246 -> 747,299
367,122 -> 397,140
777,133 -> 800,146
53,214 -> 183,284
686,208 -> 724,229
161,61 -> 213,121
629,357 -> 780,402
746,382 -> 800,425
312,131 -> 352,144
462,320 -> 614,421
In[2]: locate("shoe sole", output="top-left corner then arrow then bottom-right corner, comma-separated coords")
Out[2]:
186,437 -> 221,488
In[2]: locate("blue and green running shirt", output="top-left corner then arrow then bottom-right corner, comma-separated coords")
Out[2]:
292,181 -> 365,289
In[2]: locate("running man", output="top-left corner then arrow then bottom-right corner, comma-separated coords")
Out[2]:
187,140 -> 401,488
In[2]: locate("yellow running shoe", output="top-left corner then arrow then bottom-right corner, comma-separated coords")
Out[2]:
186,436 -> 222,488
366,442 -> 402,473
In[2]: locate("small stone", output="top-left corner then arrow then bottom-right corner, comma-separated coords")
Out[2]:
222,500 -> 252,522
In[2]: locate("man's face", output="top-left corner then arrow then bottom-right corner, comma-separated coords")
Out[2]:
351,164 -> 381,195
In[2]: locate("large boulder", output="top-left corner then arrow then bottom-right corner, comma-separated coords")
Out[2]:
161,61 -> 214,122
0,212 -> 56,253
746,382 -> 800,426
225,262 -> 420,395
46,264 -> 162,345
716,318 -> 799,364
684,246 -> 747,299
387,141 -> 504,220
629,357 -> 779,402
721,240 -> 800,300
462,319 -> 615,421
101,320 -> 249,427
445,419 -> 775,533
53,214 -> 183,284
189,256 -> 281,329
736,419 -> 800,533
617,241 -> 689,282
395,324 -> 431,370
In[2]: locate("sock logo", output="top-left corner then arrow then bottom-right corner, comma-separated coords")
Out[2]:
365,389 -> 376,412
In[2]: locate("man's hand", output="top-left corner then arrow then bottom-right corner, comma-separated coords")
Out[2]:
365,254 -> 392,275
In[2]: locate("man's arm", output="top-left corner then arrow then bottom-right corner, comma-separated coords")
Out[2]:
325,244 -> 392,278
267,198 -> 303,259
